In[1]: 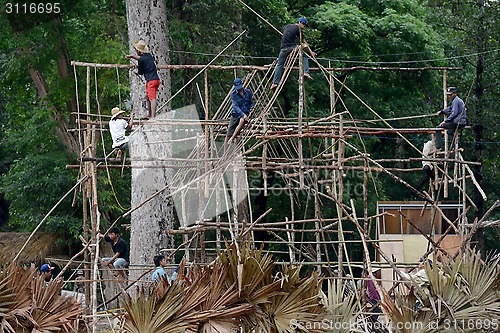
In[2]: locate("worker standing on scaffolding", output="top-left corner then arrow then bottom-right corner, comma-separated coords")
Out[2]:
109,107 -> 133,159
270,17 -> 316,90
126,40 -> 160,118
224,78 -> 254,151
435,87 -> 466,150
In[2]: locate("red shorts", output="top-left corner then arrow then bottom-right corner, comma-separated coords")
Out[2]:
146,79 -> 160,100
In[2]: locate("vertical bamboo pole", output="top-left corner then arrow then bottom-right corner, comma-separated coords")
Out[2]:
233,164 -> 239,236
211,127 -> 221,250
204,71 -> 210,199
263,114 -> 268,196
460,155 -> 467,239
90,66 -> 102,332
288,185 -> 295,262
197,133 -> 205,263
336,115 -> 345,278
363,160 -> 369,234
443,70 -> 449,198
182,194 -> 190,262
83,66 -> 91,314
314,171 -> 322,271
298,47 -> 305,189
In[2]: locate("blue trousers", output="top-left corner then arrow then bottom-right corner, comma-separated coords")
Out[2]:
436,122 -> 464,149
272,46 -> 310,85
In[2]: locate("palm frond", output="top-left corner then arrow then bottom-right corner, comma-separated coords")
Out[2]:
30,277 -> 83,333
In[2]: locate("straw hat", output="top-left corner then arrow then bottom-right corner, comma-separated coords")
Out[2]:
111,107 -> 125,119
133,40 -> 149,53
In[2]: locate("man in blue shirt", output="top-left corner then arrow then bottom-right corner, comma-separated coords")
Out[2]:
151,255 -> 178,283
225,78 -> 254,151
435,87 -> 466,149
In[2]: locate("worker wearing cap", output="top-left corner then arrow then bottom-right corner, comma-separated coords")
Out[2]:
40,263 -> 55,282
435,87 -> 466,149
126,40 -> 160,118
225,78 -> 254,151
109,107 -> 133,159
270,17 -> 317,90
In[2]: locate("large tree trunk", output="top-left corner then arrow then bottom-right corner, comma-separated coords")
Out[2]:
126,0 -> 174,282
126,0 -> 171,117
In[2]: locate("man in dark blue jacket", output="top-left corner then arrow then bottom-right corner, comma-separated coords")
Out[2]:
270,17 -> 316,90
225,78 -> 254,151
435,86 -> 466,149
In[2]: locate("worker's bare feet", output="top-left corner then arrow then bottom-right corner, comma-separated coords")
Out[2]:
270,83 -> 278,90
304,73 -> 313,80
116,150 -> 122,159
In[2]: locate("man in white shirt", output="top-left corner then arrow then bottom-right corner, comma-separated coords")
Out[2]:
416,140 -> 438,191
109,107 -> 133,158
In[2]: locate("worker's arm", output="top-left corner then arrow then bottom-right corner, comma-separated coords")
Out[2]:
126,54 -> 139,61
301,42 -> 317,59
437,105 -> 452,116
126,113 -> 134,130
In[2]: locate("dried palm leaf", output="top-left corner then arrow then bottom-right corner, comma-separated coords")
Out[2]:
320,278 -> 364,333
123,284 -> 193,333
263,266 -> 324,333
29,277 -> 82,333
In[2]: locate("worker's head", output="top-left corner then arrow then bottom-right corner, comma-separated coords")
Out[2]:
108,226 -> 120,240
153,254 -> 166,267
133,40 -> 149,55
111,107 -> 125,120
419,257 -> 433,269
40,264 -> 54,281
298,17 -> 309,28
233,78 -> 243,92
446,86 -> 457,99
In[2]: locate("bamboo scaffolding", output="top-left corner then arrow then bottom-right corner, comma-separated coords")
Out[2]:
66,58 -> 494,333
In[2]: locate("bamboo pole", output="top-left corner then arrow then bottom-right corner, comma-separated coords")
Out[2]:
263,114 -> 268,196
298,47 -> 305,189
71,61 -> 461,72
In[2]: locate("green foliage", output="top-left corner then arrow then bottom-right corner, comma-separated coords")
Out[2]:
0,0 -> 498,253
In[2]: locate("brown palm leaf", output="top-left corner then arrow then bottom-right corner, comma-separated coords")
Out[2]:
382,293 -> 437,333
29,277 -> 83,333
320,278 -> 364,333
1,265 -> 40,332
183,261 -> 255,331
122,283 -> 193,333
261,266 -> 324,333
388,249 -> 500,333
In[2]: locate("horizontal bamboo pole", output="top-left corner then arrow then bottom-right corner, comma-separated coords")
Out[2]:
71,60 -> 461,72
168,226 -> 341,234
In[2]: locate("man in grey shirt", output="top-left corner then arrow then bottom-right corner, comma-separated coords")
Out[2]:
435,86 -> 466,149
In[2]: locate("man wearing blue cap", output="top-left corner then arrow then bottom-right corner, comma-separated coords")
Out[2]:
40,263 -> 55,282
225,78 -> 254,151
435,86 -> 466,149
270,17 -> 317,90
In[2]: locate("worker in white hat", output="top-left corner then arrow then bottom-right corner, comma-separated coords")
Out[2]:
109,107 -> 133,159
